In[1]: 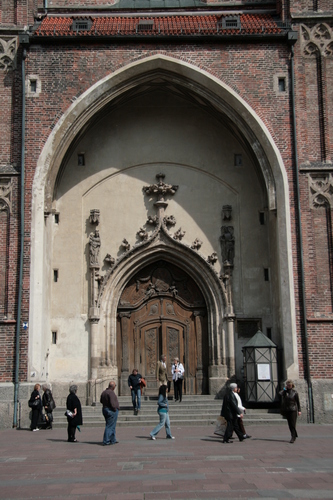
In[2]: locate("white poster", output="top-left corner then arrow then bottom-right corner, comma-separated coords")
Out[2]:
257,363 -> 271,381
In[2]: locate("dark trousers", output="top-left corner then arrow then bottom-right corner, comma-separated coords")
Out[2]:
223,417 -> 244,441
67,422 -> 77,442
174,379 -> 183,402
31,409 -> 40,430
286,411 -> 298,439
238,417 -> 246,435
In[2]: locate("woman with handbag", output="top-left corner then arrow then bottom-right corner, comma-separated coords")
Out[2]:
66,384 -> 83,442
149,385 -> 175,440
29,383 -> 42,431
279,379 -> 301,443
172,357 -> 184,402
42,384 -> 56,429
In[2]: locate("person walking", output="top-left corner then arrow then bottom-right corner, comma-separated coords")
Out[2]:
279,379 -> 301,443
42,384 -> 56,429
100,381 -> 120,446
172,357 -> 184,402
234,387 -> 251,439
29,383 -> 42,431
128,369 -> 143,415
66,385 -> 83,442
156,354 -> 168,386
221,383 -> 244,443
150,385 -> 175,440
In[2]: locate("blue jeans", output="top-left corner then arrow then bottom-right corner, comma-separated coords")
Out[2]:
102,407 -> 119,445
150,411 -> 172,438
131,388 -> 141,410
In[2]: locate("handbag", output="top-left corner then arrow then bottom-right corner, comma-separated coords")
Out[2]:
65,409 -> 74,418
29,399 -> 41,408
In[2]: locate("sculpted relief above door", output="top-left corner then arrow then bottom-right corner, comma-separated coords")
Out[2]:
117,261 -> 208,395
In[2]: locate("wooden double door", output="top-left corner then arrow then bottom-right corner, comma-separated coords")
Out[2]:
117,261 -> 208,395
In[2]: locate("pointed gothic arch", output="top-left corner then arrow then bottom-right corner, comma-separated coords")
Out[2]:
29,54 -> 298,393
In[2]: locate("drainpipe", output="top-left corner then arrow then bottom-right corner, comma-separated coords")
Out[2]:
13,44 -> 27,428
289,32 -> 314,423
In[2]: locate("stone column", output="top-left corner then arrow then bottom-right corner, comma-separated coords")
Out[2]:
227,316 -> 236,377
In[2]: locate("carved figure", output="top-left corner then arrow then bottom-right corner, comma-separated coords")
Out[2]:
146,282 -> 156,297
89,208 -> 100,225
222,205 -> 232,221
220,226 -> 235,265
89,229 -> 101,266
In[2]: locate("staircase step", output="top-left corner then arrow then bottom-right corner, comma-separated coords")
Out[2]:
52,396 -> 284,428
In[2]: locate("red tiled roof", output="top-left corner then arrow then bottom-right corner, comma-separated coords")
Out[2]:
33,14 -> 283,37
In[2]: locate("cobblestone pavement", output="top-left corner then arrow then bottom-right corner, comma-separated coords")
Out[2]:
0,423 -> 332,499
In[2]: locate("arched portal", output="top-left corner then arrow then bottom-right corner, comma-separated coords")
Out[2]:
117,260 -> 209,395
28,55 -> 298,402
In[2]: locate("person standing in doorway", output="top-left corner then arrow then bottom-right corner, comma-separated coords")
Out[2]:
128,369 -> 142,415
221,383 -> 244,443
100,381 -> 120,446
172,357 -> 184,402
156,354 -> 168,386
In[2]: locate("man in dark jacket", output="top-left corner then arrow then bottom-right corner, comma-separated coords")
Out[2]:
221,383 -> 244,443
128,369 -> 142,415
100,381 -> 120,446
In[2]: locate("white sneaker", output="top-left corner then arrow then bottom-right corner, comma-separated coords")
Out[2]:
150,435 -> 156,440
167,436 -> 175,439
32,428 -> 39,432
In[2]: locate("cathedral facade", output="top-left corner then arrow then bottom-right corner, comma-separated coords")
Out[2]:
0,0 -> 332,427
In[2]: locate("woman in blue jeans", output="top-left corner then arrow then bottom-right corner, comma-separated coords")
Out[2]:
150,385 -> 175,440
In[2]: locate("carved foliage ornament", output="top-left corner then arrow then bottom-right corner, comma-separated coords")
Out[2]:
301,23 -> 333,58
0,178 -> 13,212
0,37 -> 17,71
308,173 -> 333,208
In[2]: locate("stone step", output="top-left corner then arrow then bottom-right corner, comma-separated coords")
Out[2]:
52,396 -> 283,428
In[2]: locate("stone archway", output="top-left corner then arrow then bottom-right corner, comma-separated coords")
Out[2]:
117,260 -> 209,396
29,54 -> 298,392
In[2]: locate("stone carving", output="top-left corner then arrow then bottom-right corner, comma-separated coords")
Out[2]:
143,173 -> 178,206
164,215 -> 176,227
173,228 -> 186,241
207,252 -> 218,265
89,229 -> 101,266
89,209 -> 100,225
166,302 -> 176,315
137,227 -> 149,240
222,205 -> 232,221
121,238 -> 130,251
0,37 -> 17,71
149,303 -> 159,316
220,226 -> 235,265
104,253 -> 115,266
0,178 -> 12,212
146,282 -> 157,297
145,329 -> 157,375
308,173 -> 333,207
191,238 -> 202,250
147,215 -> 159,225
301,23 -> 333,58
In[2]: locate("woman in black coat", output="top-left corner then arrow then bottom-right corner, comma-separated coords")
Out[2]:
66,384 -> 83,442
29,383 -> 42,431
42,384 -> 55,429
279,379 -> 301,443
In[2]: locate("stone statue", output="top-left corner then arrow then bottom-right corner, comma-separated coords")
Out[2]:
220,226 -> 235,265
89,229 -> 101,266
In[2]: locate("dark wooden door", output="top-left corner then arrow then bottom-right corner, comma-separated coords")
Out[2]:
117,261 -> 208,395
